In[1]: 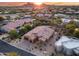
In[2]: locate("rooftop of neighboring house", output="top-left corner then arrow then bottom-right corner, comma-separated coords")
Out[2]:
1,18 -> 33,32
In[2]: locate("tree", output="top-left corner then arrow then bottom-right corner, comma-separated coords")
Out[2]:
24,24 -> 32,31
9,30 -> 20,39
14,16 -> 20,20
73,28 -> 79,38
19,25 -> 32,35
0,16 -> 5,21
65,23 -> 76,30
19,27 -> 28,35
8,11 -> 16,14
65,21 -> 77,36
32,20 -> 42,27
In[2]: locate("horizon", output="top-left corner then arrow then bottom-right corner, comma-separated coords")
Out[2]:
0,2 -> 79,6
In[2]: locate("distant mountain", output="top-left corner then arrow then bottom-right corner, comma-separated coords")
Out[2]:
0,2 -> 26,6
22,2 -> 35,6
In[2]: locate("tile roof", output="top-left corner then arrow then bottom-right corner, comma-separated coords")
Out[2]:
2,19 -> 33,32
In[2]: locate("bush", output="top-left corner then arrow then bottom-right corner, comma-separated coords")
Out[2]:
19,25 -> 32,35
50,17 -> 62,26
73,28 -> 79,38
9,30 -> 20,39
0,16 -> 5,21
65,21 -> 77,35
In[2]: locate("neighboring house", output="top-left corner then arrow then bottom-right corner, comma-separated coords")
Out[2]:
54,14 -> 69,18
62,39 -> 79,55
36,13 -> 52,18
23,26 -> 54,43
54,14 -> 72,23
36,14 -> 44,17
44,14 -> 52,18
23,15 -> 32,19
55,36 -> 72,52
1,19 -> 33,32
61,18 -> 71,23
55,36 -> 79,55
0,14 -> 18,19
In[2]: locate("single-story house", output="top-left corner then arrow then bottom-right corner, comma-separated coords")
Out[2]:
54,14 -> 69,18
1,18 -> 33,32
23,26 -> 54,43
61,18 -> 71,23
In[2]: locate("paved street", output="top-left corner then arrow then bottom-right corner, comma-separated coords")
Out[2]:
0,40 -> 35,56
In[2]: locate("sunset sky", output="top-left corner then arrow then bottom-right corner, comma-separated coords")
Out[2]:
0,2 -> 79,6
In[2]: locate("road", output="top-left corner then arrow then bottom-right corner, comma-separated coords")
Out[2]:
0,40 -> 35,56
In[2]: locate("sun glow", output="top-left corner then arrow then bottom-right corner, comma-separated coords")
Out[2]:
34,2 -> 43,5
34,2 -> 44,9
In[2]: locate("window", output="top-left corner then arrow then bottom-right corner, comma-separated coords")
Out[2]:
16,26 -> 20,29
50,44 -> 52,46
40,48 -> 42,51
44,43 -> 46,46
35,46 -> 37,49
30,40 -> 32,43
24,37 -> 28,40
